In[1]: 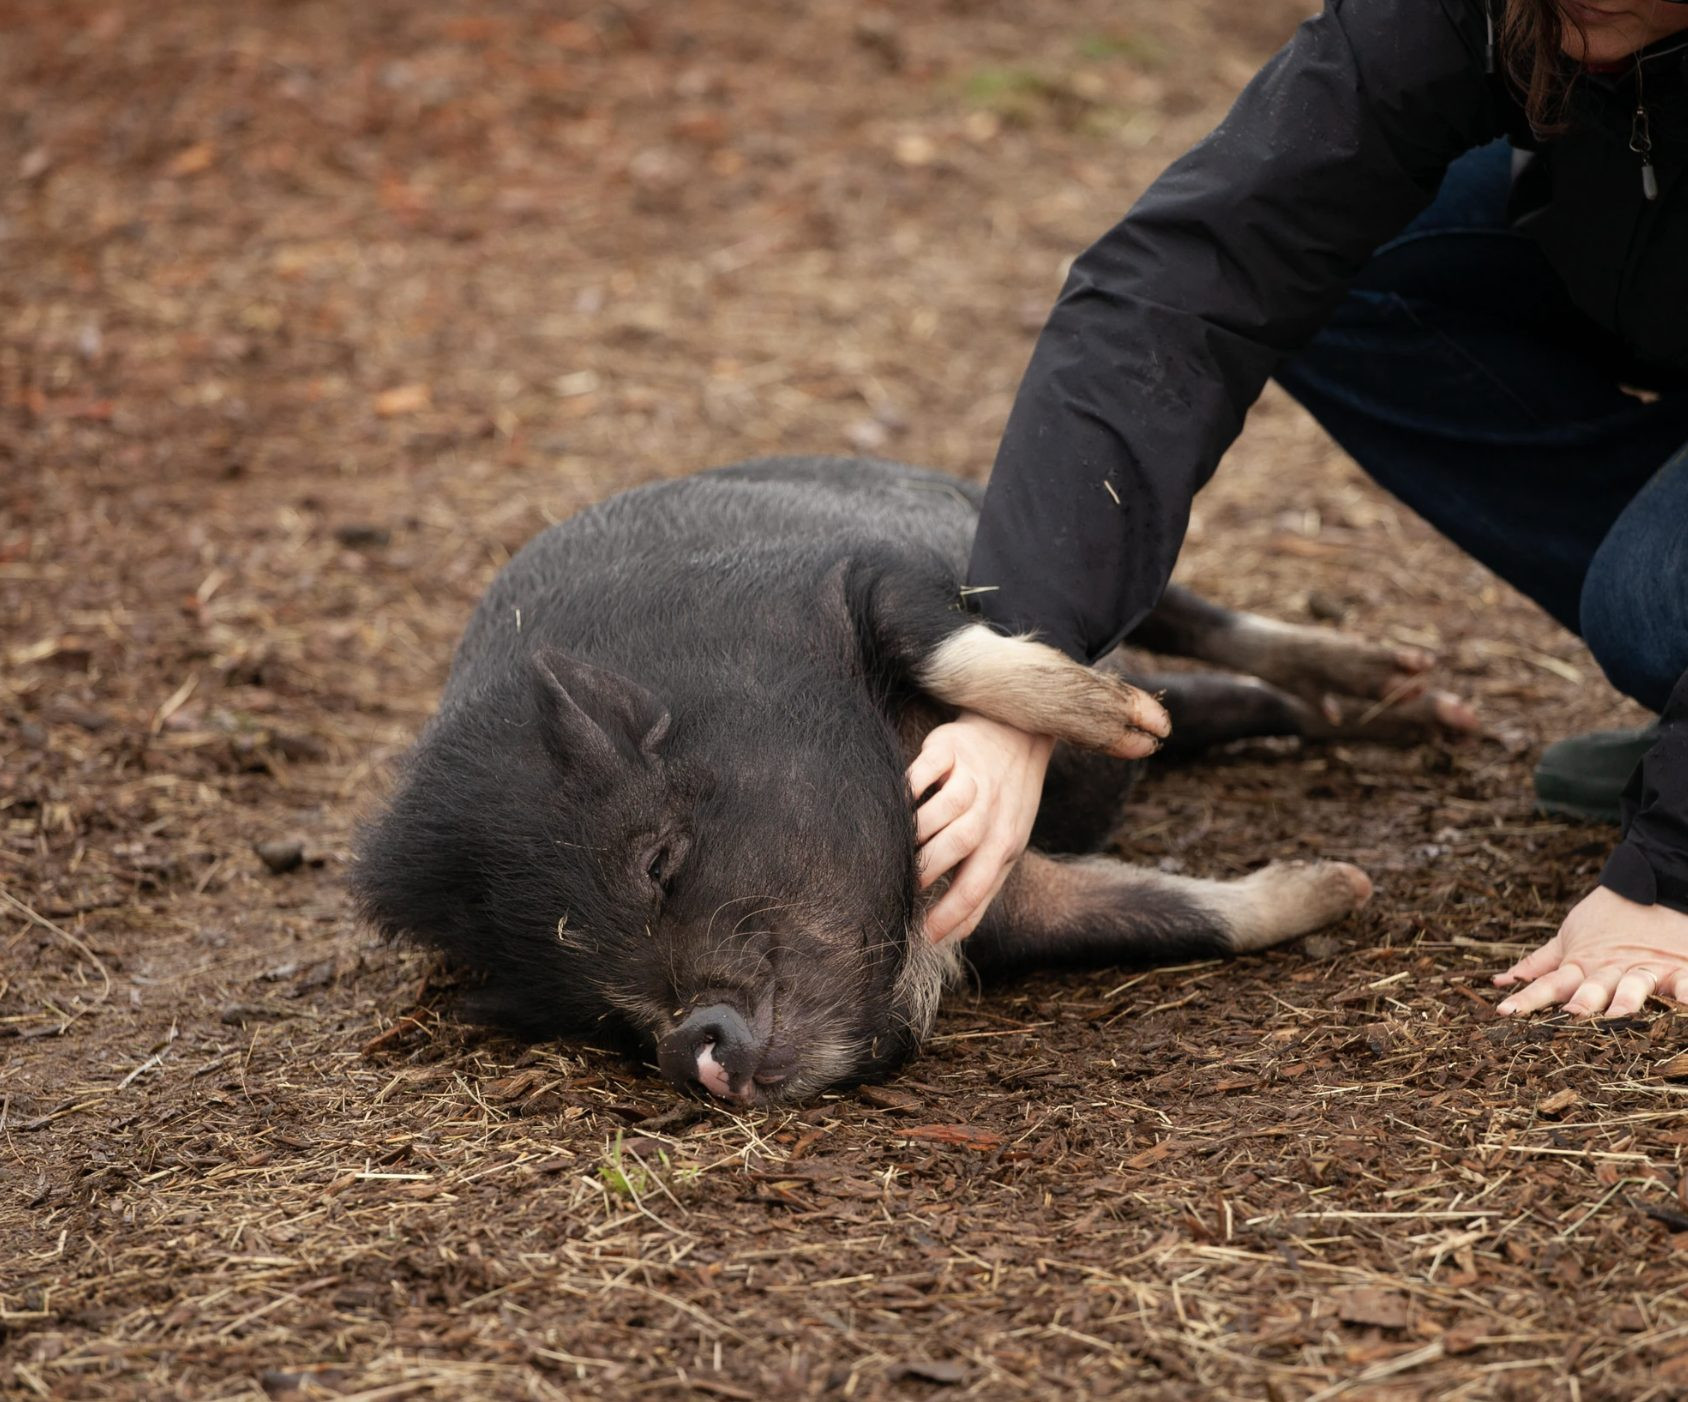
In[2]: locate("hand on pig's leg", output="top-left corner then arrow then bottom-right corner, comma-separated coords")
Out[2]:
909,713 -> 1053,944
1494,885 -> 1688,1017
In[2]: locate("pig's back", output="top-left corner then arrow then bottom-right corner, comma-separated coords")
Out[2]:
573,457 -> 979,563
443,457 -> 981,699
700,457 -> 982,554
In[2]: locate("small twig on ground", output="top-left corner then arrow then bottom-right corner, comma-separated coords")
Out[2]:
1,885 -> 112,1008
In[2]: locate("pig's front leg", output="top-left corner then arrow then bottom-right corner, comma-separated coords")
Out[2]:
856,560 -> 1168,756
916,624 -> 1170,759
960,850 -> 1373,975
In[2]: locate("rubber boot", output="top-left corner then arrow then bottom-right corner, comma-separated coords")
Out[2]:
1533,722 -> 1659,824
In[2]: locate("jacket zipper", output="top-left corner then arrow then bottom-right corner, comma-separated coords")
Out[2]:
1631,54 -> 1659,201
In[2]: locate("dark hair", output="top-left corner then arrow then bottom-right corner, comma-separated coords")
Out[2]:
1500,0 -> 1577,132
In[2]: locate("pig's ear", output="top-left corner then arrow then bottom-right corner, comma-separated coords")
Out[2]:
531,647 -> 671,766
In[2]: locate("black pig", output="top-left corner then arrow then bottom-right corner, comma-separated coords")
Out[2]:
355,458 -> 1461,1104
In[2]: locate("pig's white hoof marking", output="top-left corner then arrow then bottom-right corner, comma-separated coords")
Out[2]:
1220,859 -> 1372,953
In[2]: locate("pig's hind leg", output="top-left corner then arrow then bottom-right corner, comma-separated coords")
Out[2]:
962,850 -> 1372,975
1028,664 -> 1429,858
1121,667 -> 1458,750
1127,585 -> 1477,741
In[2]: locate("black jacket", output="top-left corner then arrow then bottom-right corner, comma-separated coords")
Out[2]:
967,0 -> 1688,910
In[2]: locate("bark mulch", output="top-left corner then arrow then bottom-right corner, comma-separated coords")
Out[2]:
3,2 -> 1684,1398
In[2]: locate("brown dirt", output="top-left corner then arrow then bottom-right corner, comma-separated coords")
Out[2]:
3,2 -> 1684,1399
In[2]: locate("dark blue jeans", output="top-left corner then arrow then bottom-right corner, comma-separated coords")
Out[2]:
1275,140 -> 1688,713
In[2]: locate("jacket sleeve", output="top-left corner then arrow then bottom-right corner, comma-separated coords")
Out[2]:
1601,671 -> 1688,914
966,0 -> 1505,662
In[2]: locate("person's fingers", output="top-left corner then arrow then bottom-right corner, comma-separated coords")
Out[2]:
944,897 -> 993,946
1496,961 -> 1586,1016
1607,967 -> 1663,1018
1564,964 -> 1625,1017
906,733 -> 956,802
915,808 -> 986,893
1494,935 -> 1565,988
914,770 -> 978,845
924,841 -> 1013,944
922,881 -> 979,945
1659,966 -> 1688,1002
922,867 -> 983,944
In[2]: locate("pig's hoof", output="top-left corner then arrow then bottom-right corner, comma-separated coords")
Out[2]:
1307,688 -> 1480,744
1240,620 -> 1431,701
1224,859 -> 1372,952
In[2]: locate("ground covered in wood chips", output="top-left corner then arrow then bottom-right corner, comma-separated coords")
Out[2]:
4,2 -> 1687,1398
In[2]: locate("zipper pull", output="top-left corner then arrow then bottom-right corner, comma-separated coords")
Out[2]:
1631,103 -> 1659,201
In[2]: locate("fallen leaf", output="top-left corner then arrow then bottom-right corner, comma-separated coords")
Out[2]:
1126,1138 -> 1186,1171
482,1073 -> 546,1106
374,383 -> 432,417
322,1172 -> 358,1198
901,1124 -> 1003,1152
785,1129 -> 827,1162
1335,1286 -> 1410,1330
166,142 -> 215,177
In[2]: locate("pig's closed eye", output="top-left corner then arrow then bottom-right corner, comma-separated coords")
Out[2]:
640,833 -> 690,896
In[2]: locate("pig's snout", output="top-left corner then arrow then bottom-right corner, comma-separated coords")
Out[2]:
657,1000 -> 792,1103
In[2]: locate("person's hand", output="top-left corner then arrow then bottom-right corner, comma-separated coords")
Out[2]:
1494,884 -> 1688,1017
908,713 -> 1055,945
